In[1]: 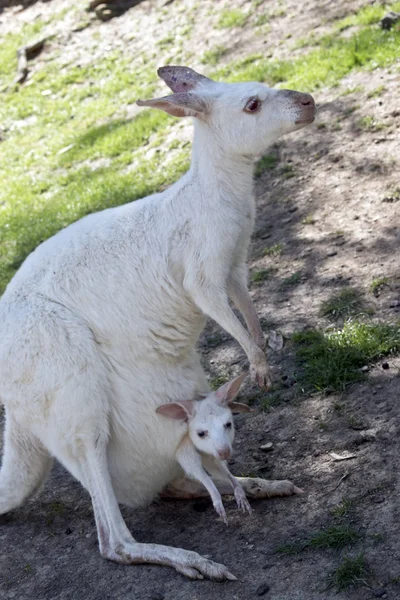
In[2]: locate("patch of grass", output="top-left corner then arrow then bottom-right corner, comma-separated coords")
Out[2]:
260,390 -> 286,412
255,13 -> 269,26
370,277 -> 389,296
340,85 -> 364,96
209,375 -> 229,390
157,34 -> 175,49
301,214 -> 316,225
280,163 -> 296,178
215,8 -> 400,91
328,553 -> 368,591
309,526 -> 359,550
331,498 -> 354,519
277,525 -> 359,554
292,321 -> 400,392
263,243 -> 283,256
254,153 -> 278,177
358,115 -> 385,132
367,85 -> 386,98
200,45 -> 227,66
281,271 -> 302,287
320,288 -> 367,320
217,9 -> 248,29
334,2 -> 400,31
251,268 -> 275,283
383,186 -> 400,203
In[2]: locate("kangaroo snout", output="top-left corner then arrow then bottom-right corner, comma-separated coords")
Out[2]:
283,89 -> 316,124
217,446 -> 232,460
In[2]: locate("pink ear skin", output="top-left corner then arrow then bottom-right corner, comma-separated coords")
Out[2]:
215,372 -> 248,406
137,92 -> 207,119
156,400 -> 195,421
229,402 -> 252,414
157,66 -> 213,93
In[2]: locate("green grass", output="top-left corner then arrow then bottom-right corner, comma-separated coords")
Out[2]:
254,153 -> 278,177
301,214 -> 316,225
263,243 -> 283,256
357,115 -> 385,131
292,321 -> 400,392
328,553 -> 368,591
370,277 -> 389,296
280,163 -> 296,179
217,9 -> 248,29
277,525 -> 359,554
200,45 -> 227,66
331,498 -> 354,519
209,375 -> 229,390
367,85 -> 386,98
251,268 -> 275,283
281,271 -> 302,287
260,390 -> 286,412
215,5 -> 400,91
320,288 -> 368,320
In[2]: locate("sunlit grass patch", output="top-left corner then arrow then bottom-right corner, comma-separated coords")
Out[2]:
217,9 -> 248,29
215,18 -> 400,91
200,45 -> 227,66
254,153 -> 278,177
292,321 -> 400,392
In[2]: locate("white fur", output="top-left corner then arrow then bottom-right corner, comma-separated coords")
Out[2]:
0,66 -> 314,580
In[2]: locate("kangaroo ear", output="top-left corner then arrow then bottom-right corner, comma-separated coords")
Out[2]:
156,401 -> 195,421
157,65 -> 214,93
215,372 -> 248,406
137,92 -> 207,118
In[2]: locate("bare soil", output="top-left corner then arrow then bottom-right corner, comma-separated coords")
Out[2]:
1,1 -> 400,599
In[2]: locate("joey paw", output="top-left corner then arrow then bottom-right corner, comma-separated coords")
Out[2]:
234,487 -> 252,515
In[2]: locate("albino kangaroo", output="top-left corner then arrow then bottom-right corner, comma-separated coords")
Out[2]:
157,373 -> 253,525
0,66 -> 315,581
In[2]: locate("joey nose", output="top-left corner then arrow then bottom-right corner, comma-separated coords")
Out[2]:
218,446 -> 232,460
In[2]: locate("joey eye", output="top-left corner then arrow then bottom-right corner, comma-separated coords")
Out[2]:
225,422 -> 232,429
244,97 -> 261,114
197,430 -> 207,438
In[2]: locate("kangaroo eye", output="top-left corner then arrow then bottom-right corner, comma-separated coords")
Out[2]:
197,430 -> 207,438
244,97 -> 261,113
225,422 -> 232,429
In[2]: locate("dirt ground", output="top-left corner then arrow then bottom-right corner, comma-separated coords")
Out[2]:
1,0 -> 400,599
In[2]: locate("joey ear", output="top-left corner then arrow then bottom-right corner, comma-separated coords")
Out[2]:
137,92 -> 207,118
229,402 -> 252,414
215,372 -> 248,406
157,65 -> 214,93
156,401 -> 195,421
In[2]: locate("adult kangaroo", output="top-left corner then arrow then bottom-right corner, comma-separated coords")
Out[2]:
0,66 -> 315,580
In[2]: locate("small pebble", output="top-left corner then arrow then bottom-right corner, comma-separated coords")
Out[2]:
372,587 -> 387,598
327,250 -> 338,257
256,582 -> 270,596
260,442 -> 274,452
371,496 -> 385,504
389,299 -> 400,308
360,365 -> 369,373
382,362 -> 389,370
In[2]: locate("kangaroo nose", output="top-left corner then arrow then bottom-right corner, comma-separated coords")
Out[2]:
218,446 -> 232,460
283,90 -> 316,108
297,92 -> 315,107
